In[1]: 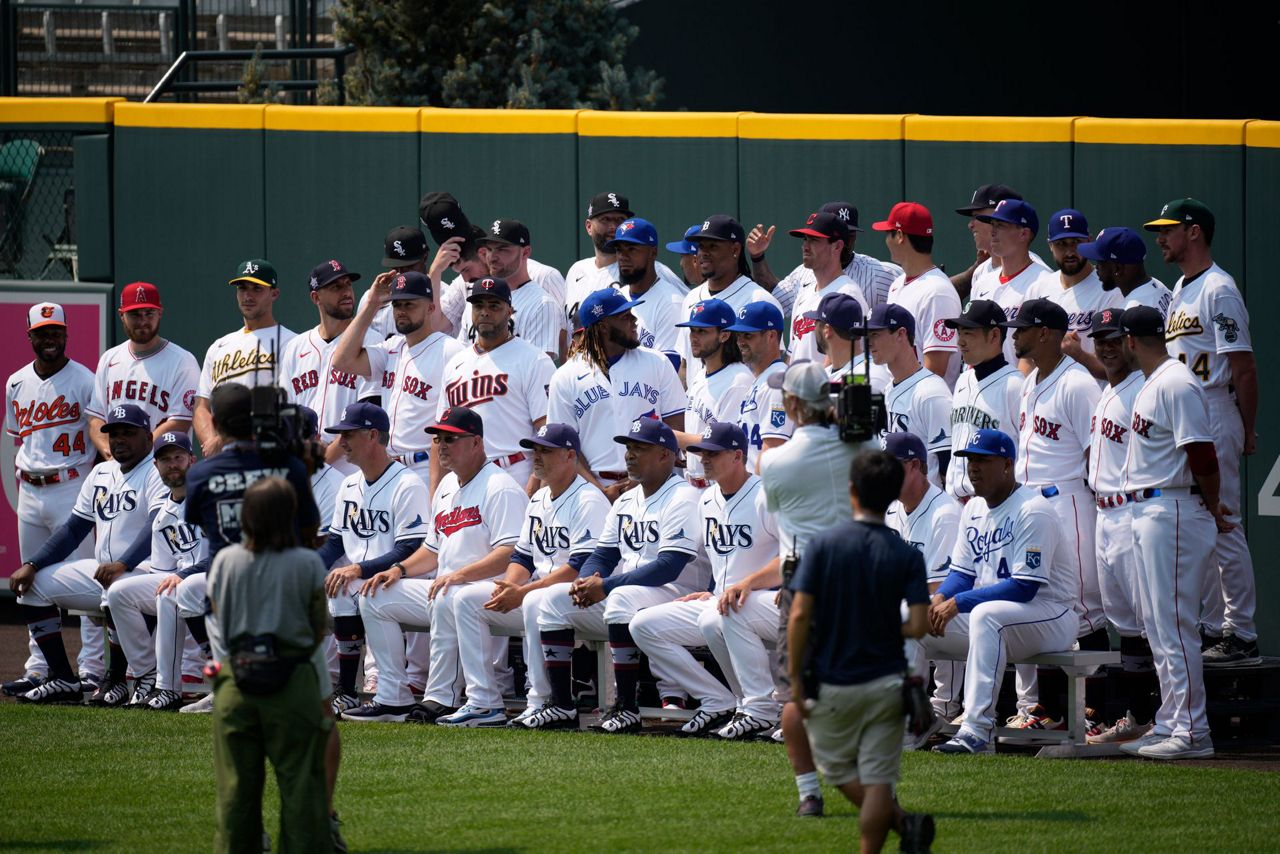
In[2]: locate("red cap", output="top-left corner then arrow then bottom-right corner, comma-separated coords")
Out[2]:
872,202 -> 934,237
120,281 -> 162,312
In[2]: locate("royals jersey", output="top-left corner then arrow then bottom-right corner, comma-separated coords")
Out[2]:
149,495 -> 207,573
678,277 -> 782,385
732,361 -> 793,470
547,348 -> 685,473
1164,263 -> 1252,390
366,331 -> 465,455
772,253 -> 902,319
5,359 -> 95,472
311,463 -> 343,535
1122,359 -> 1212,492
598,473 -> 709,591
456,281 -> 562,357
788,274 -> 869,365
884,367 -> 952,486
88,340 -> 199,429
700,475 -> 779,592
1088,370 -> 1144,496
684,362 -> 753,481
886,484 -> 961,583
1026,270 -> 1122,356
439,337 -> 555,463
946,362 -> 1022,499
427,462 -> 526,575
887,268 -> 963,387
1120,277 -> 1173,319
196,324 -> 296,399
970,259 -> 1049,365
280,326 -> 382,435
71,454 -> 167,565
1016,357 -> 1099,487
328,462 -> 429,569
513,475 -> 611,579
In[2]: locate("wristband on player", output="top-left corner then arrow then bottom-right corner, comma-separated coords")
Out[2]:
392,562 -> 406,578
749,252 -> 766,264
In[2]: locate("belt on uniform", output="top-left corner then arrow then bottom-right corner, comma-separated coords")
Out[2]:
686,476 -> 709,489
392,450 -> 430,465
20,468 -> 79,487
595,470 -> 628,482
493,452 -> 527,469
1098,485 -> 1201,510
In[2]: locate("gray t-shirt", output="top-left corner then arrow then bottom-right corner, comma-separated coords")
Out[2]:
208,544 -> 327,654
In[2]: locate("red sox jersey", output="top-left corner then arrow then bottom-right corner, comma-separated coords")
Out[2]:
5,359 -> 95,472
884,367 -> 952,486
946,363 -> 1022,499
700,475 -> 779,591
1164,263 -> 1252,390
887,484 -> 961,583
1026,270 -> 1122,356
279,327 -> 382,434
599,473 -> 709,591
71,453 -> 168,564
439,337 -> 554,464
427,462 -> 526,575
1087,370 -> 1143,497
887,268 -> 963,386
88,340 -> 199,429
456,281 -> 562,357
1121,277 -> 1173,319
197,325 -> 296,399
684,363 -> 753,482
1016,357 -> 1099,488
149,495 -> 207,573
678,278 -> 782,386
329,461 -> 430,566
365,331 -> 464,455
788,274 -> 869,365
1122,359 -> 1212,492
970,260 -> 1050,365
731,361 -> 793,470
513,475 -> 611,579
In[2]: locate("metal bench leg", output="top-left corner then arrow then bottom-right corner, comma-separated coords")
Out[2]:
1035,666 -> 1087,758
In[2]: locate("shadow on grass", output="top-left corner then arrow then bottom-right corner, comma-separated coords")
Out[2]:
933,810 -> 1090,822
0,843 -> 107,851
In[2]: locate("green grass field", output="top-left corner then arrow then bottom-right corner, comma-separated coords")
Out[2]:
2,705 -> 1278,853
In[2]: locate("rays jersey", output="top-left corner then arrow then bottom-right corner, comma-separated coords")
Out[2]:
88,340 -> 199,427
828,354 -> 890,394
1088,370 -> 1143,497
513,476 -> 611,579
427,462 -> 526,575
732,361 -> 793,470
311,463 -> 343,535
788,274 -> 869,364
886,485 -> 961,583
946,361 -> 1022,499
1122,359 -> 1212,492
884,367 -> 952,486
1016,357 -> 1099,487
1026,270 -> 1122,356
887,268 -> 963,386
598,474 -> 709,591
149,495 -> 206,573
280,327 -> 382,435
5,359 -> 95,472
72,454 -> 167,564
456,281 -> 562,357
1164,263 -> 1252,390
366,332 -> 465,455
439,337 -> 555,464
329,462 -> 429,567
700,476 -> 779,592
196,325 -> 296,399
678,277 -> 782,386
684,362 -> 752,482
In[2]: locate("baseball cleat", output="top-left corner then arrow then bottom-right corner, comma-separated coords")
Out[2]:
770,725 -> 785,743
181,673 -> 208,700
141,689 -> 185,711
592,704 -> 642,734
1137,735 -> 1215,760
1088,712 -> 1152,745
179,692 -> 216,714
898,811 -> 935,854
17,677 -> 83,704
330,811 -> 348,854
716,712 -> 776,740
3,674 -> 44,697
331,692 -> 361,716
795,795 -> 824,818
86,678 -> 130,707
1202,635 -> 1261,668
506,706 -> 537,727
341,702 -> 415,723
903,714 -> 947,750
126,675 -> 156,708
405,701 -> 456,725
78,673 -> 102,692
1118,731 -> 1167,756
436,704 -> 507,727
679,708 -> 735,737
932,732 -> 994,755
519,703 -> 579,730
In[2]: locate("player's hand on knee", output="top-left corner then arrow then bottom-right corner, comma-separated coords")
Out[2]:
484,580 -> 523,613
155,575 -> 181,596
719,582 -> 750,614
676,591 -> 711,603
94,561 -> 127,588
10,562 -> 36,596
325,565 -> 361,598
360,568 -> 401,597
429,573 -> 460,600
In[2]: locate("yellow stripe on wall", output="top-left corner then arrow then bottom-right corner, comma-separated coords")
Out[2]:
266,105 -> 420,132
1245,120 -> 1280,149
578,111 -> 740,138
1075,118 -> 1246,146
738,113 -> 906,141
0,97 -> 121,124
906,115 -> 1076,143
420,108 -> 579,134
114,103 -> 266,130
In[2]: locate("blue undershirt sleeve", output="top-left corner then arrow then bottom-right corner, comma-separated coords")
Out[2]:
601,551 -> 691,593
953,578 -> 1039,613
358,538 -> 424,578
935,570 -> 975,601
26,514 -> 94,570
578,546 -> 621,580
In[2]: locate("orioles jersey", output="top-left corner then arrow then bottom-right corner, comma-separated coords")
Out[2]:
5,359 -> 95,472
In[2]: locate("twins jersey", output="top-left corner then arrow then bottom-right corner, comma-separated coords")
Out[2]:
1087,370 -> 1144,496
884,367 -> 952,485
886,485 -> 961,583
684,363 -> 753,481
598,473 -> 710,590
1121,277 -> 1173,319
1164,263 -> 1252,390
732,361 -> 793,469
149,495 -> 207,573
456,281 -> 562,357
772,253 -> 902,318
1122,359 -> 1212,492
547,348 -> 685,473
1026,270 -> 1122,356
970,260 -> 1049,365
280,327 -> 382,433
788,274 -> 869,365
1016,357 -> 1099,487
439,337 -> 555,463
197,324 -> 296,399
88,340 -> 199,428
329,462 -> 429,567
700,475 -> 779,592
5,359 -> 95,472
71,454 -> 167,564
513,475 -> 611,579
366,332 -> 465,455
311,463 -> 343,535
678,277 -> 782,385
887,268 -> 963,386
427,462 -> 526,575
946,362 -> 1022,499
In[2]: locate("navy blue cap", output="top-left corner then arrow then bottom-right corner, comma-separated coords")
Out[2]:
865,303 -> 916,339
955,428 -> 1016,460
387,271 -> 433,301
428,406 -> 484,437
292,404 -> 319,439
613,417 -> 679,454
1000,297 -> 1068,331
1078,227 -> 1147,264
1047,209 -> 1090,242
675,298 -> 736,329
1087,306 -> 1125,340
153,430 -> 193,454
686,422 -> 748,454
605,217 -> 658,250
467,277 -> 512,305
102,403 -> 151,433
479,219 -> 530,248
309,259 -> 361,291
725,302 -> 784,333
944,299 -> 1005,330
977,199 -> 1039,236
956,183 -> 1023,216
689,214 -> 745,244
520,422 -> 582,453
1119,306 -> 1164,338
580,288 -> 644,328
803,291 -> 863,331
884,431 -> 926,463
820,201 -> 862,232
325,402 -> 390,434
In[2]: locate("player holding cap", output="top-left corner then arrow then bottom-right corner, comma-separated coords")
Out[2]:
666,224 -> 703,287
726,302 -> 792,471
785,211 -> 868,365
973,200 -> 1050,367
951,184 -> 1046,302
675,299 -> 752,488
1077,227 -> 1172,318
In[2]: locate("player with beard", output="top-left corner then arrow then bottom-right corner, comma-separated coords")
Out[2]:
1081,227 -> 1172,318
605,219 -> 687,368
675,300 -> 752,487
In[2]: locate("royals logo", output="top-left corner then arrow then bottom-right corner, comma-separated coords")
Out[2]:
341,501 -> 391,538
92,485 -> 137,521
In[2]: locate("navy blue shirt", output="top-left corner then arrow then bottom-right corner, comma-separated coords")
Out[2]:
789,519 -> 928,686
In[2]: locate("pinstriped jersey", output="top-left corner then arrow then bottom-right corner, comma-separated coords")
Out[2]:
149,495 -> 207,573
513,476 -> 611,579
699,475 -> 778,591
71,453 -> 168,565
772,253 -> 902,319
5,359 -> 95,472
88,340 -> 200,426
456,280 -> 562,357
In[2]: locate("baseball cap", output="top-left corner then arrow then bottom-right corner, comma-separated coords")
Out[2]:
580,288 -> 643,328
605,217 -> 659,251
428,406 -> 484,437
587,191 -> 633,219
766,360 -> 830,404
999,297 -> 1068,331
153,430 -> 193,455
1047,209 -> 1090,242
1144,198 -> 1215,232
872,202 -> 933,236
290,404 -> 319,440
419,191 -> 474,252
229,259 -> 278,288
381,226 -> 428,267
865,303 -> 916,339
976,199 -> 1039,236
101,403 -> 151,433
309,259 -> 360,291
820,201 -> 862,232
789,211 -> 851,243
956,183 -> 1024,216
1119,306 -> 1165,337
120,282 -> 162,312
803,292 -> 863,331
613,417 -> 678,454
725,302 -> 784,333
955,428 -> 1016,459
686,422 -> 749,454
675,298 -> 737,329
1087,307 -> 1126,340
466,277 -> 513,306
210,382 -> 251,429
666,225 -> 702,256
884,431 -> 926,463
1078,227 -> 1147,264
519,422 -> 582,454
944,299 -> 1005,330
27,302 -> 66,330
324,401 -> 390,434
480,219 -> 531,248
688,214 -> 746,244
386,271 -> 433,301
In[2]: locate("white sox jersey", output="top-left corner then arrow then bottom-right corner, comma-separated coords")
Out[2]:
280,326 -> 382,434
884,367 -> 952,486
788,274 -> 869,365
88,340 -> 199,428
684,362 -> 753,482
196,324 -> 296,399
700,475 -> 779,592
71,454 -> 167,564
149,495 -> 207,573
598,473 -> 710,591
1120,277 -> 1173,319
1026,270 -> 1122,356
1164,263 -> 1252,390
513,475 -> 611,579
564,260 -> 685,347
528,258 -> 568,313
1016,357 -> 1099,487
887,268 -> 964,386
887,484 -> 961,583
1088,370 -> 1144,497
1122,359 -> 1212,492
971,260 -> 1049,365
365,332 -> 465,455
427,462 -> 526,575
5,359 -> 95,472
456,282 -> 562,357
439,338 -> 555,464
311,463 -> 343,535
946,361 -> 1023,499
678,277 -> 782,385
732,361 -> 793,470
772,253 -> 902,319
329,462 -> 430,566
547,348 -> 685,473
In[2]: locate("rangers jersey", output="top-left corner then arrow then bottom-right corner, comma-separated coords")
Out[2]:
597,473 -> 709,591
887,484 -> 961,583
71,454 -> 167,564
328,462 -> 430,568
364,331 -> 464,456
700,475 -> 779,592
427,462 -> 526,575
512,475 -> 611,579
149,495 -> 207,573
197,324 -> 296,399
438,337 -> 555,464
1164,263 -> 1252,390
88,340 -> 199,428
1120,277 -> 1173,319
5,359 -> 95,472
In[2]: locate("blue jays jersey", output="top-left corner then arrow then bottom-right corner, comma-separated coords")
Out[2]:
599,473 -> 710,590
149,495 -> 207,573
699,475 -> 778,591
731,360 -> 793,470
72,454 -> 167,565
513,475 -> 611,579
329,461 -> 429,564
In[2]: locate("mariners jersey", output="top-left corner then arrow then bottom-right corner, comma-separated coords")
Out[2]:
280,326 -> 382,435
328,462 -> 429,568
311,463 -> 343,535
731,361 -> 793,470
149,495 -> 207,573
1016,357 -> 1099,487
1088,370 -> 1144,496
1164,263 -> 1252,390
772,253 -> 902,319
684,362 -> 753,481
1122,358 -> 1212,492
886,485 -> 961,583
5,359 -> 95,472
887,268 -> 963,387
1121,277 -> 1173,319
788,274 -> 869,365
427,462 -> 526,575
366,332 -> 465,454
88,340 -> 199,428
439,337 -> 555,463
1026,270 -> 1122,356
946,361 -> 1022,499
598,473 -> 709,591
196,324 -> 296,399
513,475 -> 611,579
700,476 -> 779,592
678,277 -> 782,386
547,348 -> 685,473
71,454 -> 167,564
970,260 -> 1049,365
456,281 -> 562,357
884,367 -> 952,486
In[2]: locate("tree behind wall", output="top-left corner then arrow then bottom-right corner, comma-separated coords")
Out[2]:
333,0 -> 664,109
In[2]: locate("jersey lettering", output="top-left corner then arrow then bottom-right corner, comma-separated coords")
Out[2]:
618,513 -> 660,550
436,505 -> 482,536
1164,310 -> 1204,341
291,370 -> 320,395
618,381 -> 661,404
205,467 -> 290,494
327,368 -> 359,390
964,517 -> 1014,562
529,517 -> 570,556
160,522 -> 202,555
444,372 -> 510,407
1098,416 -> 1128,444
92,485 -> 138,520
704,518 -> 753,555
1176,352 -> 1211,382
209,348 -> 276,386
1131,412 -> 1154,438
400,375 -> 433,401
108,379 -> 172,412
950,405 -> 1001,430
340,501 -> 392,538
1031,415 -> 1062,441
13,394 -> 82,433
572,384 -> 613,418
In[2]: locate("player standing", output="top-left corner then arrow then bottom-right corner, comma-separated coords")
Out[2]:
807,292 -> 883,389
950,184 -> 1043,302
674,299 -> 752,488
783,211 -> 868,365
357,225 -> 430,340
725,303 -> 792,471
600,218 -> 687,365
972,200 -> 1050,367
1078,227 -> 1172,318
455,220 -> 562,360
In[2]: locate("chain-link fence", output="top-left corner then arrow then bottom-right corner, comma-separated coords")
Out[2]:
0,129 -> 77,280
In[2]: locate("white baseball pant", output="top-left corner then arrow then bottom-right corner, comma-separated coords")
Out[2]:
1199,391 -> 1256,641
154,581 -> 207,691
360,577 -> 469,708
1096,506 -> 1144,638
452,581 -> 556,709
1040,482 -> 1104,635
176,573 -> 226,661
105,569 -> 197,688
700,590 -> 781,721
630,598 -> 736,713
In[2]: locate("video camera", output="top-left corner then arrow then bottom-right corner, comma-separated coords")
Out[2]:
243,335 -> 324,474
828,346 -> 885,445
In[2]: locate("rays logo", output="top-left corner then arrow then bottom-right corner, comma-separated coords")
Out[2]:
704,518 -> 753,555
112,406 -> 127,419
392,240 -> 406,257
341,501 -> 391,538
618,513 -> 659,549
242,261 -> 258,275
530,517 -> 570,556
92,485 -> 137,521
608,192 -> 620,208
537,425 -> 549,437
162,432 -> 178,444
631,420 -> 643,433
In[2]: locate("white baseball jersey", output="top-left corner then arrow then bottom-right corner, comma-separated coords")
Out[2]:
731,361 -> 793,470
1087,370 -> 1144,497
788,274 -> 869,364
439,337 -> 555,463
700,475 -> 779,591
1122,359 -> 1212,492
355,289 -> 395,340
828,354 -> 890,394
5,359 -> 95,472
280,326 -> 382,433
196,325 -> 296,399
886,484 -> 961,583
513,475 -> 611,579
598,473 -> 710,591
970,259 -> 1049,365
149,495 -> 207,573
884,367 -> 952,485
88,340 -> 199,428
946,361 -> 1022,499
456,282 -> 562,357
311,463 -> 343,535
970,252 -> 1048,297
1120,277 -> 1173,319
366,332 -> 465,455
772,253 -> 902,319
684,362 -> 753,481
887,267 -> 963,386
1026,270 -> 1122,356
1016,357 -> 1099,487
678,277 -> 782,385
328,462 -> 430,566
1164,263 -> 1252,390
427,462 -> 526,575
527,258 -> 568,312
564,260 -> 685,351
71,454 -> 167,564
438,276 -> 469,335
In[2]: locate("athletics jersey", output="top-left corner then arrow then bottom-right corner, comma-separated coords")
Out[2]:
366,332 -> 464,455
1016,357 -> 1099,488
772,253 -> 902,319
311,464 -> 343,535
279,326 -> 382,435
886,485 -> 961,583
1164,262 -> 1252,390
149,495 -> 206,573
196,324 -> 296,399
948,484 -> 1074,606
547,348 -> 684,473
946,362 -> 1022,499
1025,270 -> 1122,356
1088,370 -> 1143,496
427,462 -> 526,575
684,362 -> 753,481
700,475 -> 779,592
678,277 -> 782,386
328,462 -> 429,568
883,367 -> 952,486
439,337 -> 555,463
513,475 -> 611,579
1119,277 -> 1172,319
789,274 -> 869,365
456,280 -> 562,357
88,340 -> 199,427
71,454 -> 167,564
887,267 -> 963,387
1122,358 -> 1212,492
731,361 -> 793,470
5,359 -> 95,472
970,259 -> 1049,365
598,473 -> 709,590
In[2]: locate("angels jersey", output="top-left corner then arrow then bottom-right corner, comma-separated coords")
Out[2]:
684,362 -> 753,482
71,454 -> 167,564
731,361 -> 793,470
439,337 -> 555,463
700,475 -> 779,592
1016,357 -> 1099,487
365,332 -> 465,455
678,277 -> 782,386
1025,270 -> 1122,356
1088,370 -> 1143,496
887,268 -> 963,387
456,281 -> 562,357
772,253 -> 902,319
1122,358 -> 1212,492
88,340 -> 199,428
513,475 -> 611,579
886,484 -> 961,583
788,274 -> 869,365
280,326 -> 382,434
1120,277 -> 1173,319
970,259 -> 1050,365
883,367 -> 952,486
598,473 -> 709,591
196,324 -> 296,399
149,495 -> 207,573
5,359 -> 95,472
328,462 -> 430,567
946,361 -> 1022,499
427,462 -> 526,575
1164,263 -> 1252,390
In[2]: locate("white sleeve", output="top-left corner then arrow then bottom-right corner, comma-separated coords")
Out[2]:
196,342 -> 217,399
1166,376 -> 1213,448
524,353 -> 555,422
947,504 -> 978,577
393,474 -> 431,541
488,483 -> 528,547
655,357 -> 686,419
919,289 -> 963,353
647,292 -> 684,357
926,503 -> 960,581
173,352 -> 200,420
756,487 -> 780,542
658,491 -> 700,557
919,387 -> 952,452
437,354 -> 461,421
3,378 -> 18,438
440,278 -> 467,333
521,295 -> 562,357
545,366 -> 576,428
278,339 -> 301,403
71,471 -> 97,521
571,491 -> 610,555
364,340 -> 391,383
87,352 -> 109,419
597,499 -> 623,550
146,469 -> 169,513
1067,372 -> 1102,454
328,485 -> 348,537
424,485 -> 444,553
759,384 -> 794,442
1010,506 -> 1058,584
1208,283 -> 1252,354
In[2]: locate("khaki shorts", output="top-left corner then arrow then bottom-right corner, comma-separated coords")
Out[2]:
804,673 -> 905,787
775,587 -> 793,702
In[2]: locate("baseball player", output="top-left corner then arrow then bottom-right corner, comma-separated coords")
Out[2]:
565,190 -> 635,303
357,225 -> 431,340
784,211 -> 869,366
87,282 -> 200,458
874,202 -> 963,387
667,224 -> 704,287
193,259 -> 296,458
951,184 -> 1045,302
547,288 -> 684,496
592,218 -> 688,366
1079,227 -> 1172,318
2,303 -> 101,696
866,304 -> 952,487
351,406 -> 526,724
1144,199 -> 1260,667
806,292 -> 885,390
726,302 -> 792,471
925,429 -> 1079,755
972,200 -> 1051,368
438,277 -> 555,491
1116,305 -> 1229,759
631,423 -> 780,737
674,299 -> 752,487
437,230 -> 496,337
